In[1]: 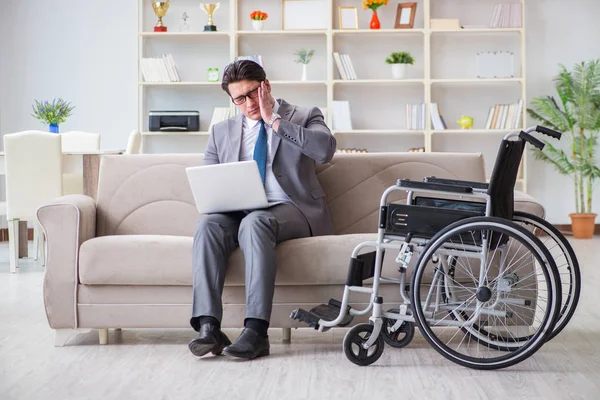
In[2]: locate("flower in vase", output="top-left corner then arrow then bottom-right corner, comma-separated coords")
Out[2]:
361,0 -> 389,12
250,10 -> 268,20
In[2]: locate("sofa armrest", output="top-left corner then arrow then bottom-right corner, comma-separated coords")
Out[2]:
514,190 -> 545,219
36,194 -> 97,329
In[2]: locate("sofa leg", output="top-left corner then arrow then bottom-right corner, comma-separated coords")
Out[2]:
98,329 -> 108,345
282,328 -> 291,343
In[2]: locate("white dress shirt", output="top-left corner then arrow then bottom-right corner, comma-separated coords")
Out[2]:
239,100 -> 290,203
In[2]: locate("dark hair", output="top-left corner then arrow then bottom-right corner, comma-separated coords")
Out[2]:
221,60 -> 266,96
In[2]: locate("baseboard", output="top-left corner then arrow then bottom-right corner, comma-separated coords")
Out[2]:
0,228 -> 34,241
554,224 -> 600,236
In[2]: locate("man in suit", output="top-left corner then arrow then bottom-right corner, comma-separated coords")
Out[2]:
188,60 -> 336,359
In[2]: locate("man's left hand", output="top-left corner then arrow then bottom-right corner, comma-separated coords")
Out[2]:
258,81 -> 275,123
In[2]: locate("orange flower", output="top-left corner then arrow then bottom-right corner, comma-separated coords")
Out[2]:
361,0 -> 389,11
250,10 -> 268,20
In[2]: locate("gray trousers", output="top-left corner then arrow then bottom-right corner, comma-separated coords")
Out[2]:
191,203 -> 311,328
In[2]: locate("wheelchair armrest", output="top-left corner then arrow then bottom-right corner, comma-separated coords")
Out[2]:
423,176 -> 489,190
397,179 -> 473,194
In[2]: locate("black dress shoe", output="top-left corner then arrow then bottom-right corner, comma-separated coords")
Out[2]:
188,323 -> 232,357
222,328 -> 270,359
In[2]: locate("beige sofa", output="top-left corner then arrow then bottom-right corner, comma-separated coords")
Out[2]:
37,152 -> 544,346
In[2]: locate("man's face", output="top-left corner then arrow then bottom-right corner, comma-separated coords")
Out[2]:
228,79 -> 270,121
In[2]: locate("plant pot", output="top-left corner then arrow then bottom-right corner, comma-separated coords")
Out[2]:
569,213 -> 597,239
370,11 -> 380,29
49,124 -> 59,133
301,64 -> 307,81
391,64 -> 407,79
252,20 -> 264,31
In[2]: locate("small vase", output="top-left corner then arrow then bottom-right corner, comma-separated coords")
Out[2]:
301,64 -> 308,81
370,11 -> 381,29
252,20 -> 264,31
49,124 -> 59,133
391,64 -> 407,79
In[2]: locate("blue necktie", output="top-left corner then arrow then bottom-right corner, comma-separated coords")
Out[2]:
253,119 -> 268,185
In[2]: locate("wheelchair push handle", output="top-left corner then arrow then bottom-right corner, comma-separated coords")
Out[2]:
519,131 -> 545,150
535,125 -> 562,140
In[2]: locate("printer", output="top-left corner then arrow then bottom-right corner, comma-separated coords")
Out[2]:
149,110 -> 200,131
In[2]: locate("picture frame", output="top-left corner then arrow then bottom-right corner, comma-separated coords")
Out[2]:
395,2 -> 417,29
338,6 -> 358,30
282,0 -> 328,30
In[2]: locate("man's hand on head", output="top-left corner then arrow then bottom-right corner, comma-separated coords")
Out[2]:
258,81 -> 275,123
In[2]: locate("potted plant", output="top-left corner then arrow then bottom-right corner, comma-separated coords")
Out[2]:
294,48 -> 315,81
385,51 -> 415,79
250,10 -> 268,31
31,98 -> 75,133
527,59 -> 600,238
362,0 -> 390,29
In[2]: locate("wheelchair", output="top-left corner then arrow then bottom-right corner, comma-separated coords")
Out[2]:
290,125 -> 581,370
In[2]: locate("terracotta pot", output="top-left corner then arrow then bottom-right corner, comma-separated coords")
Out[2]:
569,213 -> 597,239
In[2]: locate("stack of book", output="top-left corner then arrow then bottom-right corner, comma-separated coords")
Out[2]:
430,103 -> 448,130
489,3 -> 522,28
484,100 -> 523,130
140,54 -> 180,82
405,103 -> 426,130
336,148 -> 368,153
332,101 -> 353,131
332,53 -> 357,80
208,107 -> 234,132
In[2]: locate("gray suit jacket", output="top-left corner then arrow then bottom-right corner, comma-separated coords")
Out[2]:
203,99 -> 337,236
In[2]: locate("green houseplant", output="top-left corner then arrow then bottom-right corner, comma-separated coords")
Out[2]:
385,51 -> 415,79
31,98 -> 75,133
294,48 -> 315,81
527,59 -> 600,238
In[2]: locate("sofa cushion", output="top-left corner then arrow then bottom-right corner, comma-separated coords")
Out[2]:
514,190 -> 545,218
78,234 -> 400,286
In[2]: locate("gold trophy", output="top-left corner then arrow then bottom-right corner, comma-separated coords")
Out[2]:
152,1 -> 170,32
200,3 -> 220,31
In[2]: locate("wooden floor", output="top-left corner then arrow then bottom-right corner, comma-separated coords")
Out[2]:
1,238 -> 599,400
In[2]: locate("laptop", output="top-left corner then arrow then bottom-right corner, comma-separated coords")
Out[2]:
185,160 -> 269,214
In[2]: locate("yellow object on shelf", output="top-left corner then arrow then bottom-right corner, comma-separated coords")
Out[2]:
430,19 -> 460,30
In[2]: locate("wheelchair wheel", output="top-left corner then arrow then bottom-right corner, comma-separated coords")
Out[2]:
513,211 -> 581,341
343,323 -> 385,366
381,309 -> 415,348
410,216 -> 561,370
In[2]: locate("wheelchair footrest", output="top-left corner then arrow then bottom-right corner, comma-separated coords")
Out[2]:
289,299 -> 353,331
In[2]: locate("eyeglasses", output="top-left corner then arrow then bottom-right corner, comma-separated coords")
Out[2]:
231,86 -> 260,105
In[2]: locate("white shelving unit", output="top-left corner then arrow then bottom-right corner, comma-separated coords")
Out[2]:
137,0 -> 527,190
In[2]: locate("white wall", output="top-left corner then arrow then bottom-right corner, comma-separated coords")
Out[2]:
0,0 -> 137,150
0,0 -> 598,223
525,0 -> 600,223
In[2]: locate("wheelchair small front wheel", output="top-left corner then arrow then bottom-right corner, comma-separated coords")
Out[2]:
381,309 -> 415,348
343,323 -> 385,366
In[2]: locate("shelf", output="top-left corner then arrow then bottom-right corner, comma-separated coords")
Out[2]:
142,131 -> 209,136
139,31 -> 230,37
333,28 -> 425,35
269,80 -> 327,85
430,78 -> 523,84
430,28 -> 523,34
431,129 -> 521,135
333,79 -> 424,85
237,30 -> 327,36
334,129 -> 424,135
139,81 -> 221,86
